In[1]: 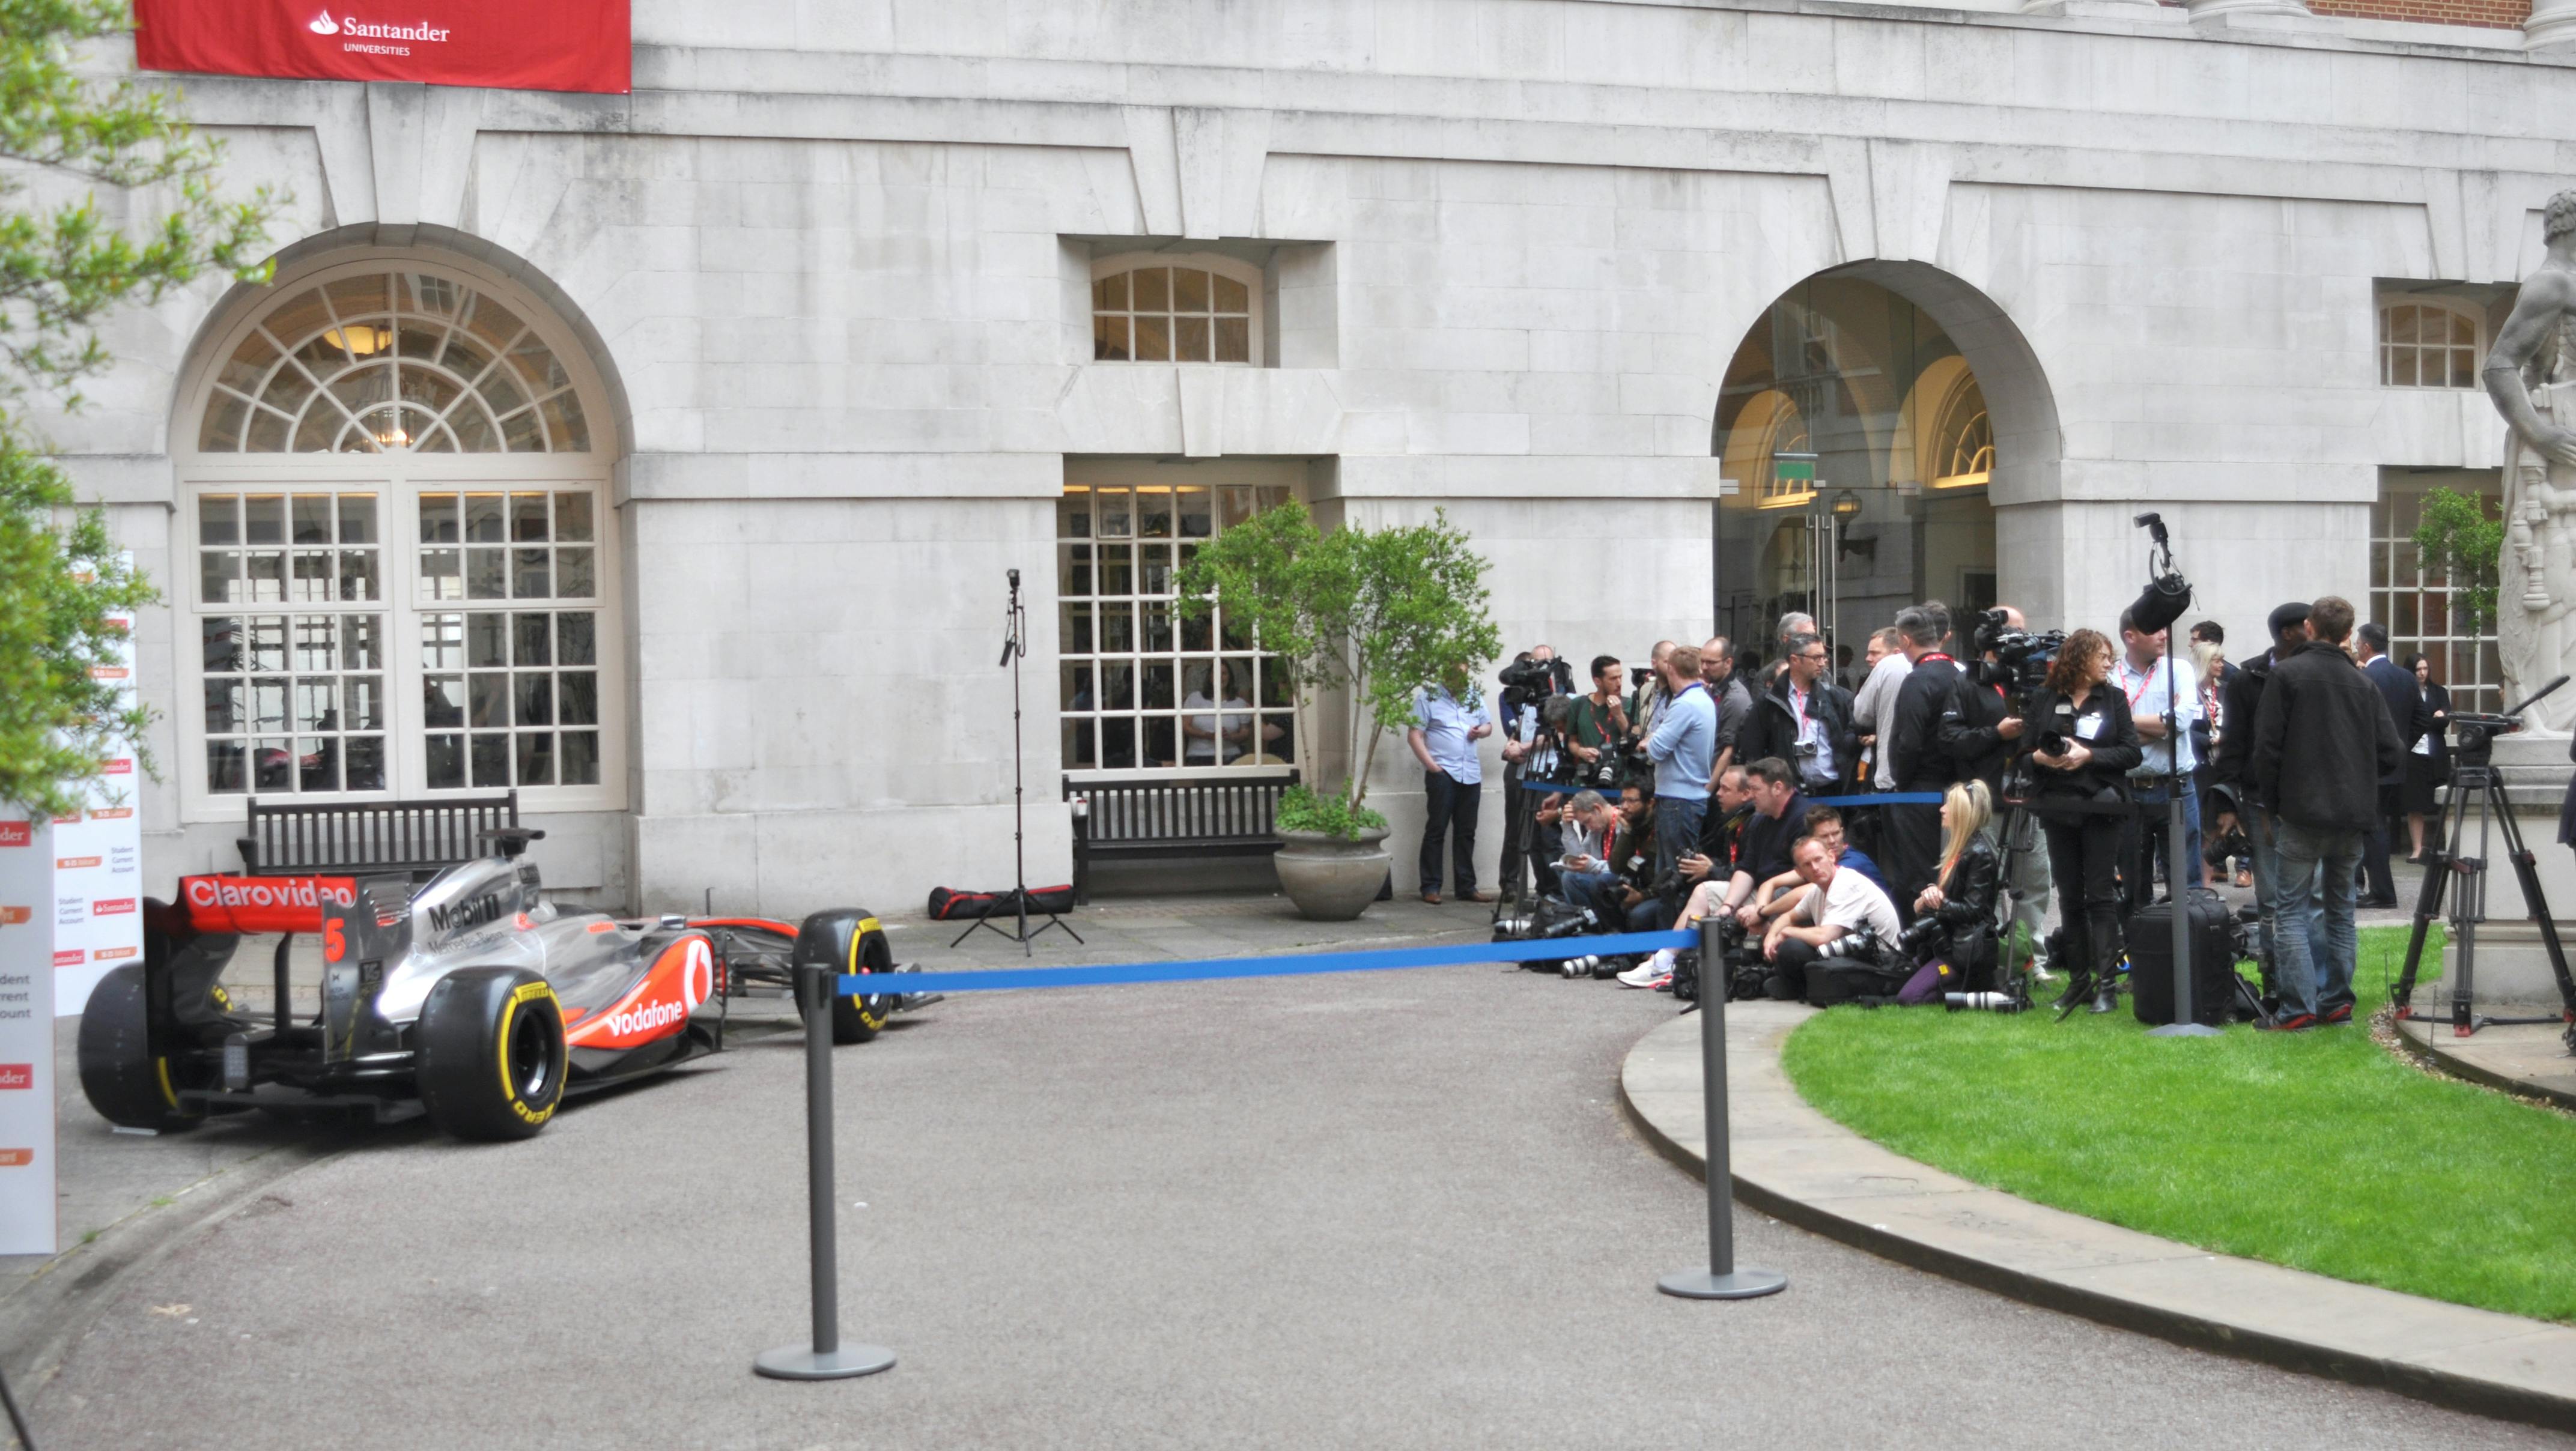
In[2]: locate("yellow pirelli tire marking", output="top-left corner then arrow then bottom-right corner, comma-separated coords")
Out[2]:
156,1058 -> 180,1110
845,921 -> 890,1028
496,980 -> 559,1107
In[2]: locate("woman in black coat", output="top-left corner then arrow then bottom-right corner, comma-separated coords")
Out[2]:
1898,780 -> 2002,1003
2403,653 -> 2450,862
2015,628 -> 2145,1014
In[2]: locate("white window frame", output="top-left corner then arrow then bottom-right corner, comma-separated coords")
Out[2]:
1089,252 -> 1265,366
174,255 -> 625,825
2378,296 -> 2484,390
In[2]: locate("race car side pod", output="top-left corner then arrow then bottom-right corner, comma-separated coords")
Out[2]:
753,910 -> 896,1383
1656,915 -> 1787,1301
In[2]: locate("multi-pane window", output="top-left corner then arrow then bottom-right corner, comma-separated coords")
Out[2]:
197,491 -> 387,793
2372,481 -> 2502,712
197,271 -> 590,455
1092,258 -> 1256,364
186,263 -> 616,811
417,492 -> 601,789
1058,483 -> 1293,771
2380,301 -> 2482,389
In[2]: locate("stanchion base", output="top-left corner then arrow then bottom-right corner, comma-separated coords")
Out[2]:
1657,1268 -> 1788,1300
2144,1022 -> 2223,1038
755,1343 -> 897,1381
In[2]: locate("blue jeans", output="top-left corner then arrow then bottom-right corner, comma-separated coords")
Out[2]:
1654,795 -> 1706,881
1558,868 -> 1621,916
2241,804 -> 2288,989
2273,817 -> 2363,1019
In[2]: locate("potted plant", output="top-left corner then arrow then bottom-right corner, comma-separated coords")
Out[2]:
1178,503 -> 1498,919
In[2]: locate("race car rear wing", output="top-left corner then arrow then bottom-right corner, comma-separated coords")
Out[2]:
177,874 -> 359,935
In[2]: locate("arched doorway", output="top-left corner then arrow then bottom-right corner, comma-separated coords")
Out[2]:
172,251 -> 625,825
1712,265 -> 2057,677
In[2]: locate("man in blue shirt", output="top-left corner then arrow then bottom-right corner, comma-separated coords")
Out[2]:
1409,666 -> 1496,903
1645,643 -> 1716,879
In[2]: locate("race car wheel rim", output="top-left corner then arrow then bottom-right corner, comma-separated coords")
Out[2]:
508,1009 -> 555,1101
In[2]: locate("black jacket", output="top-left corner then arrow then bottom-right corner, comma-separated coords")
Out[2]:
1737,671 -> 1860,789
2422,681 -> 2453,780
1940,674 -> 2016,799
2364,654 -> 2431,787
1885,657 -> 1973,793
2252,641 -> 2406,832
1925,835 -> 2000,969
2213,649 -> 2279,796
2016,684 -> 2145,808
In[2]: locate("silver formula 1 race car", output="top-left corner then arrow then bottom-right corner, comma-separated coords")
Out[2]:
76,828 -> 933,1141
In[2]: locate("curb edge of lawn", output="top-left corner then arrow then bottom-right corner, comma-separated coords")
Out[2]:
2391,1015 -> 2576,1115
1619,1003 -> 2576,1436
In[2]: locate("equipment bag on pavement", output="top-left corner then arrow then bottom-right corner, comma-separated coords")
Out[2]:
927,884 -> 1077,921
2126,886 -> 2237,1027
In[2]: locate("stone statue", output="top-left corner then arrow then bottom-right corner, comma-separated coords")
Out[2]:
2486,190 -> 2576,733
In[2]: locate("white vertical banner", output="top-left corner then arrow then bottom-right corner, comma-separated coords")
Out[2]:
0,812 -> 56,1256
53,582 -> 142,1016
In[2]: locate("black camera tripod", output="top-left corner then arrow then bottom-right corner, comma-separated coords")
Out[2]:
2392,678 -> 2576,1044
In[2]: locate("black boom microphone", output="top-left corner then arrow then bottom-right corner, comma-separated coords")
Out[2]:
2504,674 -> 2570,717
2125,512 -> 2193,635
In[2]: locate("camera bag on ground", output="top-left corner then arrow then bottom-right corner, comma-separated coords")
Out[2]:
1801,957 -> 1913,1006
2125,886 -> 2238,1027
927,884 -> 1077,920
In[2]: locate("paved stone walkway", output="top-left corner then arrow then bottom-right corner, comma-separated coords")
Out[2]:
1621,1001 -> 2576,1432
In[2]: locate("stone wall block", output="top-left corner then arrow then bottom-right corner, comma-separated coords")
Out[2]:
1123,105 -> 1184,238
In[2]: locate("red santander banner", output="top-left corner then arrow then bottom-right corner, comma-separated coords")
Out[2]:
135,0 -> 628,95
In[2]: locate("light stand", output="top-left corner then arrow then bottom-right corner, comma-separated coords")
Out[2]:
953,568 -> 1082,955
2131,514 -> 2220,1038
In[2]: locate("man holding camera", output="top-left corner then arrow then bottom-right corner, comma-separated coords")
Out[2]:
1551,789 -> 1624,917
1738,631 -> 1859,795
1761,834 -> 1904,992
1569,655 -> 1630,786
1496,646 -> 1573,903
2250,596 -> 2405,1030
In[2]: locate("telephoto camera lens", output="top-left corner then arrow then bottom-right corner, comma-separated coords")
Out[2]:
1560,954 -> 1599,980
1944,992 -> 2027,1013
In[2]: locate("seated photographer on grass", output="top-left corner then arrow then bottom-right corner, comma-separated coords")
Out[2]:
1760,834 -> 1904,994
1896,781 -> 2004,1005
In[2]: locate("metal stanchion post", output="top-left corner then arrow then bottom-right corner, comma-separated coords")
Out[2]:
755,961 -> 896,1381
1658,917 -> 1788,1300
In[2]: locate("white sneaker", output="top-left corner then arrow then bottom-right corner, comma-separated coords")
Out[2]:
1618,950 -> 1676,989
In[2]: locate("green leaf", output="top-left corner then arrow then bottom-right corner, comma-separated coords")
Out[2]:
2411,487 -> 2502,634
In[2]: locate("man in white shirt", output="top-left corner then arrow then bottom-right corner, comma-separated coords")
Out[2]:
1849,626 -> 1910,789
2115,607 -> 2205,901
1763,834 -> 1903,988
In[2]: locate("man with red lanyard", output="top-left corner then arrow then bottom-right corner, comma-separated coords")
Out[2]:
2114,605 -> 2205,904
1880,604 -> 1973,911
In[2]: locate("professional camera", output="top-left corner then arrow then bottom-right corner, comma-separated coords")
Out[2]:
1498,652 -> 1576,719
1945,991 -> 2029,1013
1970,607 -> 2065,713
1896,912 -> 1949,961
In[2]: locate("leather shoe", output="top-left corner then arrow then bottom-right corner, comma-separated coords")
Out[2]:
1420,890 -> 1442,905
1465,889 -> 1498,904
2357,894 -> 2401,910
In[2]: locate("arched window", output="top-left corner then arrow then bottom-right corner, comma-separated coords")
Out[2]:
179,258 -> 621,817
2380,299 -> 2482,389
1091,253 -> 1262,365
1931,377 -> 1993,488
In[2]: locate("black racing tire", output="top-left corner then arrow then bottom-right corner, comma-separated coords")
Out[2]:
416,968 -> 567,1142
76,963 -> 204,1132
825,929 -> 894,1044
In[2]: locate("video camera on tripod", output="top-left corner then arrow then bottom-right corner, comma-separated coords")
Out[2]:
1970,608 -> 2066,721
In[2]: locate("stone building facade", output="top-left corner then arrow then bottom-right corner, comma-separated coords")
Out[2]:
49,0 -> 2576,912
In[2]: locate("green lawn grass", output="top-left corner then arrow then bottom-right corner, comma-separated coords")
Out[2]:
1779,925 -> 2576,1323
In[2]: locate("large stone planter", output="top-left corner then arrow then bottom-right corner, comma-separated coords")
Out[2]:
1274,826 -> 1391,921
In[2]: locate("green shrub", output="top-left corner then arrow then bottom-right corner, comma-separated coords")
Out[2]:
1273,783 -> 1388,840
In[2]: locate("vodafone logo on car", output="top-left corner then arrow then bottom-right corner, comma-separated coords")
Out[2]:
571,939 -> 714,1049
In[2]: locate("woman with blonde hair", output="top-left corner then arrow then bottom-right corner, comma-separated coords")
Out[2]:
1897,780 -> 2002,1004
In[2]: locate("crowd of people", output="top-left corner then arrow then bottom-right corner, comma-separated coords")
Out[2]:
1415,593 -> 2449,1028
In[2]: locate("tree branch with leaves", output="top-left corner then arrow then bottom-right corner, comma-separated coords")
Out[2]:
0,0 -> 273,814
1177,502 -> 1498,835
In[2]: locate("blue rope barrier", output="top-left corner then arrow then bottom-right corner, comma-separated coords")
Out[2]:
1517,780 -> 1942,807
834,928 -> 1696,996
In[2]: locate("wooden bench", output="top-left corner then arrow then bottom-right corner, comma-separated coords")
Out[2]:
1063,772 -> 1297,904
235,790 -> 521,878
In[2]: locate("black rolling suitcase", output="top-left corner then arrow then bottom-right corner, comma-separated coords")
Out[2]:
2126,886 -> 2237,1027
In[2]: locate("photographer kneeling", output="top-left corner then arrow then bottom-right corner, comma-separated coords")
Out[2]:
1761,834 -> 1904,1002
1896,781 -> 2002,1004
